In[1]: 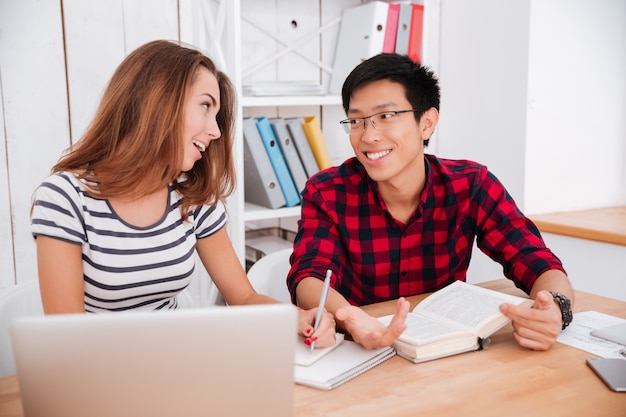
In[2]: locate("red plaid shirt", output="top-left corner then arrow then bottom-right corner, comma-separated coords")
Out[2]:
287,154 -> 565,306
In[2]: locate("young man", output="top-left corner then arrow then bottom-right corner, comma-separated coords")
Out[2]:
287,53 -> 574,350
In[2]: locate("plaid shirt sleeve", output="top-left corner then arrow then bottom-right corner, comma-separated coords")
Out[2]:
469,167 -> 566,293
286,170 -> 346,303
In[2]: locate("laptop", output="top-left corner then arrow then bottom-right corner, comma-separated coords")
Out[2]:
590,322 -> 626,346
10,304 -> 297,417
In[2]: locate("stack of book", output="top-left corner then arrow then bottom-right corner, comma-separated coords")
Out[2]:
243,115 -> 332,209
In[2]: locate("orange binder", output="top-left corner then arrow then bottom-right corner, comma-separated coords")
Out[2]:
407,3 -> 424,63
302,116 -> 332,171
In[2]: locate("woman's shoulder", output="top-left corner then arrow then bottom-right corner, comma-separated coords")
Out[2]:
34,171 -> 106,212
38,171 -> 93,190
35,171 -> 83,197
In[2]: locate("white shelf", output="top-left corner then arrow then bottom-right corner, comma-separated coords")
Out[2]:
219,0 -> 440,265
243,203 -> 301,222
241,95 -> 342,108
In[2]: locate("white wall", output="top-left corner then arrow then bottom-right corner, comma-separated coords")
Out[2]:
540,233 -> 626,301
436,0 -> 531,208
436,0 -> 626,216
525,0 -> 626,213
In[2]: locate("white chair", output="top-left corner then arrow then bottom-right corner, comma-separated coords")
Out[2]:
247,248 -> 293,304
0,280 -> 44,377
177,253 -> 226,308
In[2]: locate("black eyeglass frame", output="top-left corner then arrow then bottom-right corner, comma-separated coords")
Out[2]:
339,109 -> 419,134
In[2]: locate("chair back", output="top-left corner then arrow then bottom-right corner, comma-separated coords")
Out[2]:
247,249 -> 293,304
0,280 -> 44,376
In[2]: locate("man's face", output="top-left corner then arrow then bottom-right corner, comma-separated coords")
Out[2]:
346,79 -> 427,187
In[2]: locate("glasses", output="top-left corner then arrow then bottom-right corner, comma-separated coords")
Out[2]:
339,109 -> 419,134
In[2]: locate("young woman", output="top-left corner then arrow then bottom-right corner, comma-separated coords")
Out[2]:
31,40 -> 335,348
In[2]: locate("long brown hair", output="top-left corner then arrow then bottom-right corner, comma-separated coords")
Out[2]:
53,40 -> 236,219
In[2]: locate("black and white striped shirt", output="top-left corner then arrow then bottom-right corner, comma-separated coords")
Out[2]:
31,172 -> 227,312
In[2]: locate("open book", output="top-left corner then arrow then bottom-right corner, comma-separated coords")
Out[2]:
379,280 -> 533,363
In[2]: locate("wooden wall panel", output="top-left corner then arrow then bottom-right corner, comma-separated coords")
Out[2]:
0,0 -> 182,288
63,0 -> 127,142
0,72 -> 14,287
122,0 -> 179,51
0,0 -> 69,287
63,0 -> 180,144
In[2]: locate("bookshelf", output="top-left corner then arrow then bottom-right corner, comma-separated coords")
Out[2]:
204,0 -> 441,266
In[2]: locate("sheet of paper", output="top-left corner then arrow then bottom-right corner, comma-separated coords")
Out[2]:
557,311 -> 626,359
295,333 -> 345,366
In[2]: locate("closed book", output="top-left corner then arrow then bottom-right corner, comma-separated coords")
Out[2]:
407,2 -> 425,63
329,1 -> 389,95
383,3 -> 400,53
284,117 -> 319,178
302,116 -> 332,171
255,117 -> 300,207
395,3 -> 413,54
242,118 -> 286,209
269,117 -> 309,194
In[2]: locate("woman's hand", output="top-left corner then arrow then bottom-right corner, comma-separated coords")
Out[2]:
297,307 -> 337,349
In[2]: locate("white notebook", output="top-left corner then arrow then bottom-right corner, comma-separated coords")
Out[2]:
294,339 -> 396,390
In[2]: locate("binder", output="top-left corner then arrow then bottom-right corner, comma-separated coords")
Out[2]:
395,3 -> 413,55
329,1 -> 389,95
383,3 -> 400,53
285,117 -> 320,178
407,2 -> 425,63
302,116 -> 332,171
268,117 -> 309,194
255,117 -> 301,207
242,118 -> 286,209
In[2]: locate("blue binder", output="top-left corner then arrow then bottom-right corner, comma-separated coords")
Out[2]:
255,117 -> 300,207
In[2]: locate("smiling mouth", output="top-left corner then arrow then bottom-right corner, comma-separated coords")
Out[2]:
192,140 -> 206,152
366,150 -> 391,161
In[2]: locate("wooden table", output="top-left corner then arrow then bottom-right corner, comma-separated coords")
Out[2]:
292,280 -> 626,416
2,280 -> 625,417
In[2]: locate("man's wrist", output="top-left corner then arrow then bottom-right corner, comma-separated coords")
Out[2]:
550,291 -> 573,330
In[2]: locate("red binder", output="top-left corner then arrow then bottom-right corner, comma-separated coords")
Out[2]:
407,3 -> 424,63
383,3 -> 400,53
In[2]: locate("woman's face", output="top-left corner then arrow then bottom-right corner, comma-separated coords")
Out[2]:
181,67 -> 221,172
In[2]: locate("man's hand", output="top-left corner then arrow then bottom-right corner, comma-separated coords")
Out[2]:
499,290 -> 562,351
335,297 -> 410,349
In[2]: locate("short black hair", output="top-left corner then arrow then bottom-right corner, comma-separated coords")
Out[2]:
341,53 -> 440,146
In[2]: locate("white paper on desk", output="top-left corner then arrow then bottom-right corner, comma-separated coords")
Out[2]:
294,333 -> 344,366
557,311 -> 626,359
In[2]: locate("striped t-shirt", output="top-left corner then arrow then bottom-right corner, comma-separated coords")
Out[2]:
31,172 -> 227,312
